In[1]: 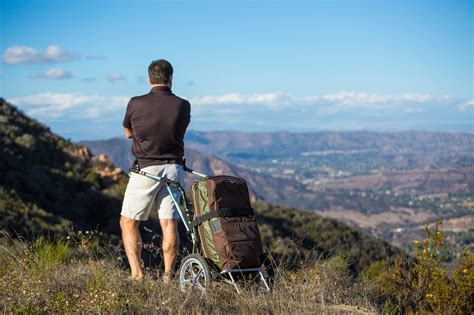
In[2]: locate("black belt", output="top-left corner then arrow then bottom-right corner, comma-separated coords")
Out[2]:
190,207 -> 254,229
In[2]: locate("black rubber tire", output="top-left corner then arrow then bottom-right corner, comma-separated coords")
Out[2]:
178,253 -> 211,293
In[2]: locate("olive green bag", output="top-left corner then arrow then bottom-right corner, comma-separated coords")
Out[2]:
192,176 -> 263,270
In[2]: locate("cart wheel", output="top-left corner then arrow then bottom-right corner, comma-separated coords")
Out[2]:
179,254 -> 210,293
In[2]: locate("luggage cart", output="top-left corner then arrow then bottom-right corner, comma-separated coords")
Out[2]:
128,162 -> 273,293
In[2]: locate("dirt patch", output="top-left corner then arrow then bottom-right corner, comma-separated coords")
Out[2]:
439,216 -> 474,233
317,207 -> 435,229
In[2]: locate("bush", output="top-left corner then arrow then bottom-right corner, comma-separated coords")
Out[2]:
367,221 -> 473,314
84,169 -> 101,189
26,236 -> 72,272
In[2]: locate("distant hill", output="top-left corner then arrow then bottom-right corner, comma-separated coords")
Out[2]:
185,130 -> 473,163
81,138 -> 308,204
81,130 -> 474,208
185,130 -> 474,193
0,98 -> 398,272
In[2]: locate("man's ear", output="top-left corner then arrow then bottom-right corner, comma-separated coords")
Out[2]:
169,75 -> 173,88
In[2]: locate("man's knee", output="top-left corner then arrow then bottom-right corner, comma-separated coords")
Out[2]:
120,216 -> 140,231
160,219 -> 178,232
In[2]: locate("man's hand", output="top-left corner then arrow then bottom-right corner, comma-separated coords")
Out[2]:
124,127 -> 133,139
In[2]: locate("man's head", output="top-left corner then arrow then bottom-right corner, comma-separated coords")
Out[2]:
148,59 -> 173,87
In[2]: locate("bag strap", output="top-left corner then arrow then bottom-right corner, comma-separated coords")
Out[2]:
190,211 -> 219,228
220,207 -> 254,217
189,207 -> 254,229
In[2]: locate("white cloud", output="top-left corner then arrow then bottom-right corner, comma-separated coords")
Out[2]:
105,73 -> 126,82
30,68 -> 73,79
8,93 -> 129,119
3,46 -> 39,64
191,92 -> 288,106
43,45 -> 75,62
301,91 -> 450,106
459,100 -> 474,112
190,91 -> 453,111
3,45 -> 76,64
8,91 -> 469,136
405,107 -> 425,113
186,91 -> 468,132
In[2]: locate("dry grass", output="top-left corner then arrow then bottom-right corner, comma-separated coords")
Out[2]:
1,222 -> 471,314
0,232 -> 376,314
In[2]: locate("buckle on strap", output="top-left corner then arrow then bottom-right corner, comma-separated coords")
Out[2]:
132,160 -> 140,171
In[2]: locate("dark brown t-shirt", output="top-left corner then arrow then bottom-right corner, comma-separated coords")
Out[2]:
122,86 -> 191,168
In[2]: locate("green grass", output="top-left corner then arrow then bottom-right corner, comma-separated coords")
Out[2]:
26,237 -> 72,272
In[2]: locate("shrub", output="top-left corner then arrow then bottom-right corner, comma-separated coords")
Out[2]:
367,220 -> 473,314
26,236 -> 72,272
15,133 -> 36,149
84,169 -> 101,189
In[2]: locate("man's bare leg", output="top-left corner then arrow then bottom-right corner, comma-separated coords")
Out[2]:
160,219 -> 180,274
120,216 -> 143,279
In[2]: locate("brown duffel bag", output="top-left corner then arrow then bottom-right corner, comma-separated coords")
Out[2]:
191,175 -> 263,270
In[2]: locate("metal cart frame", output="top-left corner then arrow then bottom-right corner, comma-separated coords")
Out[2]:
128,162 -> 272,293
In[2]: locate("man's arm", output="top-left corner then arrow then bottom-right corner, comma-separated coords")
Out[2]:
123,98 -> 134,138
124,127 -> 133,139
184,100 -> 191,129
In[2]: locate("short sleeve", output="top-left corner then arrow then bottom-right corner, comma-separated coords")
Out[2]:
123,98 -> 133,128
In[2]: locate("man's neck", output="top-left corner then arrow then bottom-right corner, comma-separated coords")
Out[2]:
151,84 -> 171,89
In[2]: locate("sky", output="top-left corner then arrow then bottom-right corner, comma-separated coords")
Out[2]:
1,0 -> 472,140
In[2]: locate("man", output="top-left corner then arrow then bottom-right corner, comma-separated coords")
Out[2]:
120,59 -> 191,282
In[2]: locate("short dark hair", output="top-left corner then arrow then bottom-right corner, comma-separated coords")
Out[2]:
148,59 -> 173,85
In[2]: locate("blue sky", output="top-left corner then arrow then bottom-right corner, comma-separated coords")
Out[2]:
1,0 -> 472,140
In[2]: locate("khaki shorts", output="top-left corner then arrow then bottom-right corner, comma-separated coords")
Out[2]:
121,163 -> 184,221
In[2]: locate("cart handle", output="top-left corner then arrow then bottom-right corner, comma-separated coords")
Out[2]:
128,167 -> 178,184
183,159 -> 207,178
128,159 -> 208,181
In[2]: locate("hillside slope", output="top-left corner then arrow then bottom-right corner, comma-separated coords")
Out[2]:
0,99 -> 126,238
254,200 -> 398,272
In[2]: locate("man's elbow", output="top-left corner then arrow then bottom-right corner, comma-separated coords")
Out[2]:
124,128 -> 133,139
